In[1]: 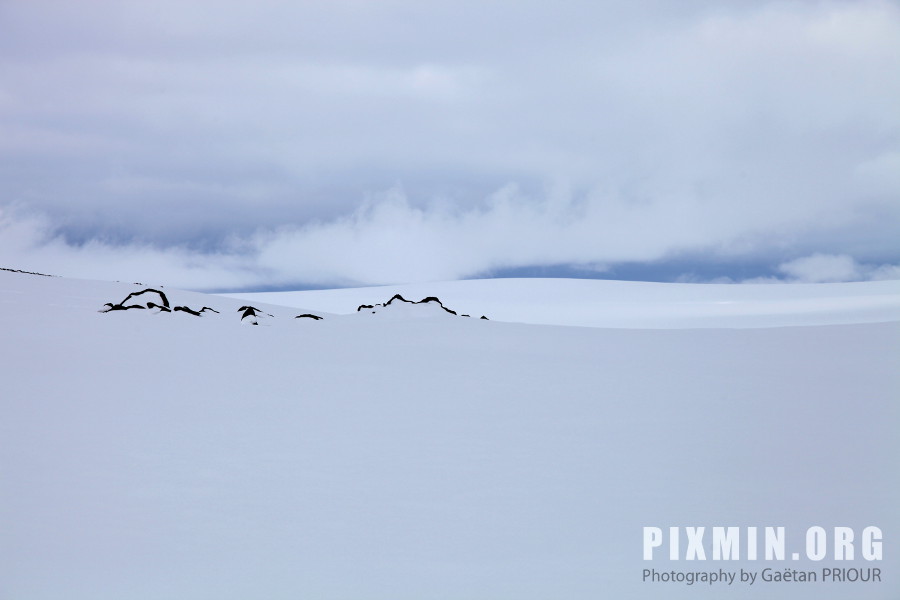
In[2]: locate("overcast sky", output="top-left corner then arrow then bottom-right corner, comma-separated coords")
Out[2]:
1,0 -> 899,290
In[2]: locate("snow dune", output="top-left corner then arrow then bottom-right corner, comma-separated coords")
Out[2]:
1,271 -> 898,600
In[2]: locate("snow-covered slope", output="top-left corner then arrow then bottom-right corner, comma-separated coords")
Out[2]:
2,270 -> 898,600
226,278 -> 900,328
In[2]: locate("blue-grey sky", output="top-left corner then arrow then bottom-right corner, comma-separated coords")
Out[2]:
1,0 -> 899,290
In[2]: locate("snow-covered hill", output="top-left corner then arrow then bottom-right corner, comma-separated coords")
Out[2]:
227,277 -> 900,328
2,270 -> 898,600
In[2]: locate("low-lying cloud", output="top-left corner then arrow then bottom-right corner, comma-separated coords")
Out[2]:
776,254 -> 900,284
3,185 -> 898,290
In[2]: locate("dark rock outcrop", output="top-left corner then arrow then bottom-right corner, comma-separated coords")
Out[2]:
100,288 -> 170,313
100,288 -> 218,317
174,306 -> 220,316
125,288 -> 170,308
356,294 -> 488,320
294,313 -> 323,320
238,305 -> 273,325
1,267 -> 55,277
101,302 -> 145,312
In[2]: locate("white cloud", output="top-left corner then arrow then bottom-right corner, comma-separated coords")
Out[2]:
777,254 -> 862,283
5,187 -> 898,290
776,253 -> 900,283
1,1 -> 899,287
0,207 -> 257,289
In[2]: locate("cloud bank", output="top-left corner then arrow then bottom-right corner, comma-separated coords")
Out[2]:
4,188 -> 897,289
1,0 -> 899,288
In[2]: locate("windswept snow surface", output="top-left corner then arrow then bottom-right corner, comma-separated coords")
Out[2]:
226,278 -> 900,329
2,271 -> 899,600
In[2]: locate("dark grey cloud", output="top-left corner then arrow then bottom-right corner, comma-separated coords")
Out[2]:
1,0 -> 898,288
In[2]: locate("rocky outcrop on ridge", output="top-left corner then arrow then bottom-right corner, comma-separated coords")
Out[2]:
174,306 -> 220,316
101,288 -> 171,312
238,305 -> 275,325
357,294 -> 488,320
99,289 -> 323,324
1,267 -> 55,277
294,313 -> 323,320
99,289 -> 481,324
100,288 -> 217,317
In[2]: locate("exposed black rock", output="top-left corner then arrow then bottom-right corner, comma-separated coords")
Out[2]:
173,305 -> 218,316
101,302 -> 146,312
100,288 -> 218,317
238,305 -> 273,324
124,288 -> 170,308
356,294 -> 487,319
1,267 -> 55,277
100,288 -> 170,313
294,313 -> 323,320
